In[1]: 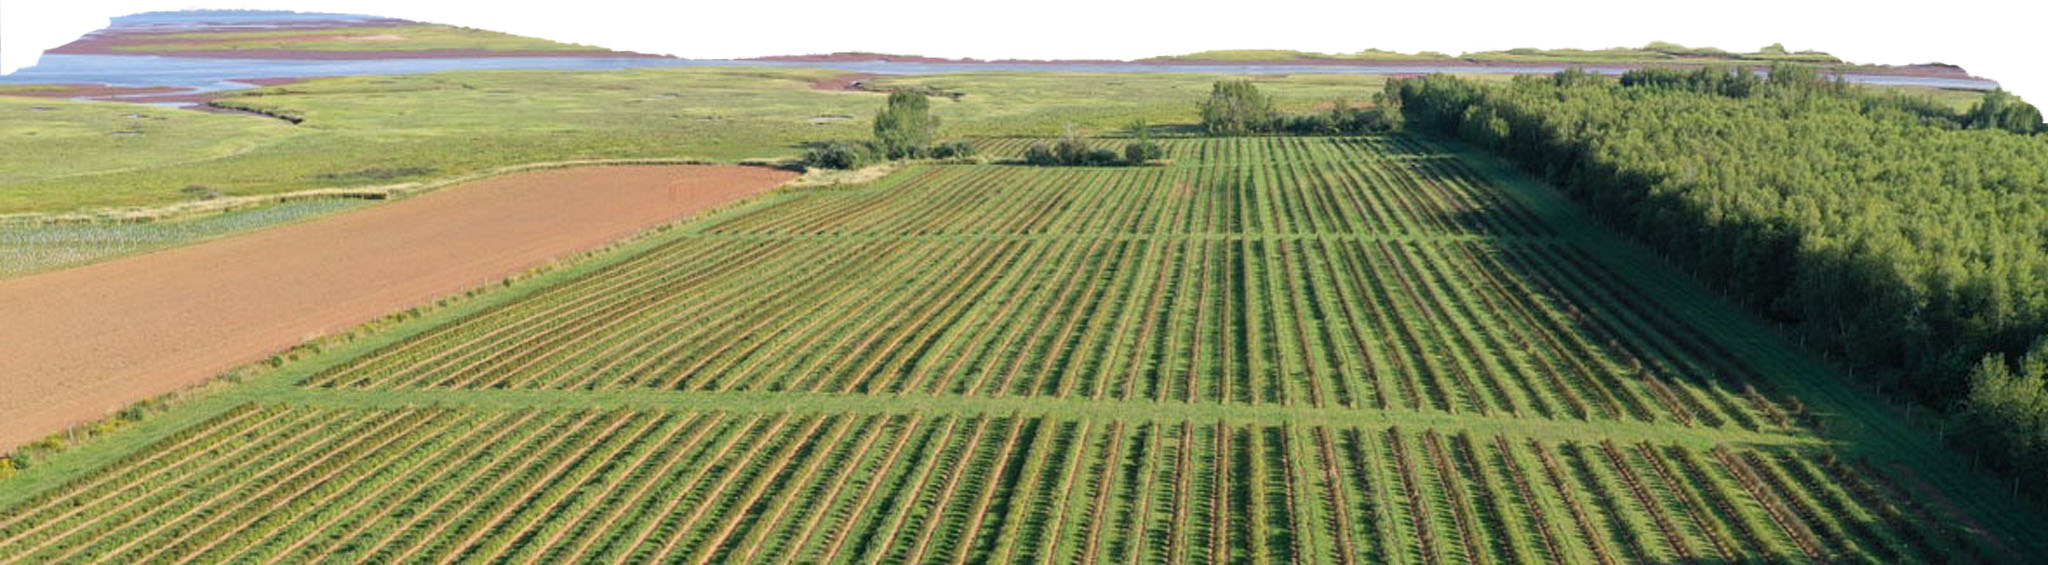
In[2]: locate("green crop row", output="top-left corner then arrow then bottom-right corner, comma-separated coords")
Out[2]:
302,137 -> 1783,436
0,405 -> 1986,563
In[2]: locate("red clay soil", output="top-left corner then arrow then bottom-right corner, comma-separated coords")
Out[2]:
0,165 -> 794,450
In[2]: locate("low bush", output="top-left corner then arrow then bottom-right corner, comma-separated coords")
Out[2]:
1023,143 -> 1059,166
1023,139 -> 1151,167
929,140 -> 977,159
1124,141 -> 1164,164
800,140 -> 881,170
1081,148 -> 1122,166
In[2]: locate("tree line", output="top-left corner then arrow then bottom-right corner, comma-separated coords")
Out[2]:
1200,79 -> 1403,136
802,90 -> 975,170
1020,120 -> 1164,167
1387,67 -> 2048,488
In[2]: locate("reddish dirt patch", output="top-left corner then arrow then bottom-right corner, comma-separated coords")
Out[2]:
0,165 -> 794,450
812,73 -> 881,92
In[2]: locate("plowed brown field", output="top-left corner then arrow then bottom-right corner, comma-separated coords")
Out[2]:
0,165 -> 793,449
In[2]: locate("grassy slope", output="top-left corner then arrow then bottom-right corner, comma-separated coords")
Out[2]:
104,23 -> 608,53
0,97 -> 295,204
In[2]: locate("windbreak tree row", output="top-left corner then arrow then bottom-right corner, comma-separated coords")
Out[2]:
1387,70 -> 2048,485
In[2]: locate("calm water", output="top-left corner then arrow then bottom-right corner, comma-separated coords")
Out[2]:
0,54 -> 2001,92
3,9 -> 2000,92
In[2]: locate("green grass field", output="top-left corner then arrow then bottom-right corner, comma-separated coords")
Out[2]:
0,68 -> 1408,213
0,198 -> 369,277
1,135 -> 2037,563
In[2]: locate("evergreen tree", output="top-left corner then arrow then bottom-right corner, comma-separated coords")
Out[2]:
1391,70 -> 2048,486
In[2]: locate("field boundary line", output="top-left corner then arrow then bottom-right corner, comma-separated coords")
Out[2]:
279,389 -> 1819,448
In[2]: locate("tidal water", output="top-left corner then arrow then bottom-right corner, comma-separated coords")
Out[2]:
1,54 -> 2000,93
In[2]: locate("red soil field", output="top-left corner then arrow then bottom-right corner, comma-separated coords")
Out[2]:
0,165 -> 794,450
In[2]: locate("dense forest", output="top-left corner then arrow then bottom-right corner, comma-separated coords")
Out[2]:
1388,67 -> 2048,486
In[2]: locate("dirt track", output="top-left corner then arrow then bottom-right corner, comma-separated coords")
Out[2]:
0,165 -> 794,450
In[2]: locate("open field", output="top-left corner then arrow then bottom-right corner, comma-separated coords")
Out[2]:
0,68 -> 1446,213
1,66 -> 1982,215
0,165 -> 793,449
2,135 -> 2037,563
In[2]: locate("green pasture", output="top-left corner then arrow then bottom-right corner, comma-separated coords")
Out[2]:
0,67 -> 1407,213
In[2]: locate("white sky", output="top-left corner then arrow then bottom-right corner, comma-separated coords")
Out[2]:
1,0 -> 2041,100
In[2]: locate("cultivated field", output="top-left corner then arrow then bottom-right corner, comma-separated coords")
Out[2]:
0,165 -> 793,449
1,136 -> 2037,563
0,406 -> 1982,563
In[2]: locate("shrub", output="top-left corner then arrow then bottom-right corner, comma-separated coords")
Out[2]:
1124,141 -> 1164,164
801,140 -> 879,170
1052,137 -> 1091,165
1082,148 -> 1122,166
1023,143 -> 1059,166
928,140 -> 977,159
